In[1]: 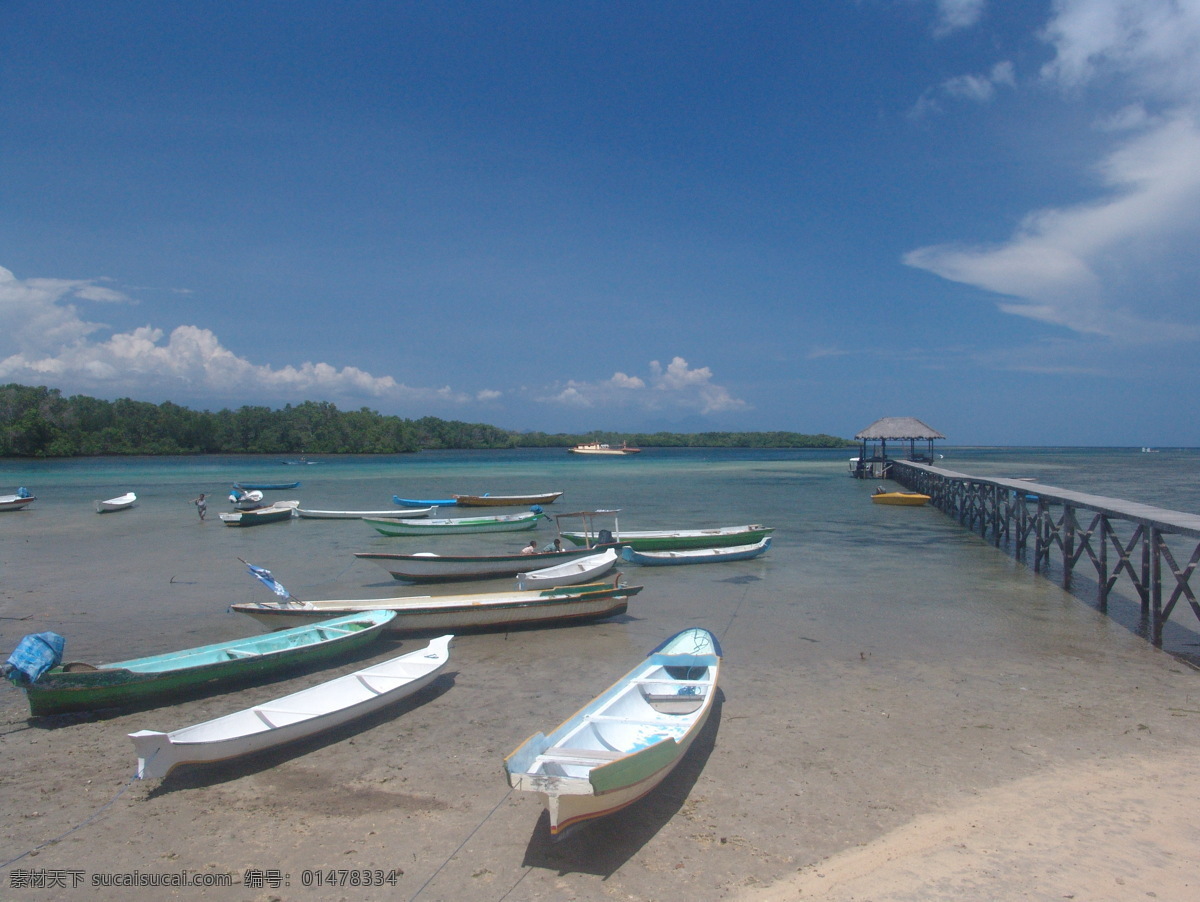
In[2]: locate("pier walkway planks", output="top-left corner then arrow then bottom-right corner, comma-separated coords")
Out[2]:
892,460 -> 1200,650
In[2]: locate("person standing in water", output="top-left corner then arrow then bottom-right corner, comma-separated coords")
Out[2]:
193,493 -> 207,520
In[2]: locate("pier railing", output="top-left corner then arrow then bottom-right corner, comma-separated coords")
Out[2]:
891,461 -> 1200,649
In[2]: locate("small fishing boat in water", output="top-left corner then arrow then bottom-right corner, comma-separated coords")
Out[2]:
451,491 -> 564,507
234,481 -> 301,490
394,495 -> 458,507
296,506 -> 434,520
560,521 -> 774,552
516,548 -> 619,588
354,541 -> 619,582
620,536 -> 771,566
871,490 -> 930,506
129,634 -> 452,779
505,627 -> 721,836
220,500 -> 299,526
0,488 -> 36,512
94,492 -> 137,513
567,441 -> 640,455
364,509 -> 543,536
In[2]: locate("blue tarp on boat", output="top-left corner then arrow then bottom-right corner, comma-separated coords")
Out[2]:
4,632 -> 66,685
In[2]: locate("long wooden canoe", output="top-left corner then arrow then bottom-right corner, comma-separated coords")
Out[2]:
13,611 -> 395,716
394,495 -> 458,507
364,509 -> 543,536
620,536 -> 771,565
229,580 -> 641,634
561,523 -> 774,552
234,481 -> 301,490
296,506 -> 434,520
130,634 -> 451,779
452,491 -> 564,507
355,542 -> 618,582
505,627 -> 720,836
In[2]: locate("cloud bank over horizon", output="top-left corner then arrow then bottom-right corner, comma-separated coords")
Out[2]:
0,266 -> 746,422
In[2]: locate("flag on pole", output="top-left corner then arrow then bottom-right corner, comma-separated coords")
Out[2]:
244,561 -> 290,598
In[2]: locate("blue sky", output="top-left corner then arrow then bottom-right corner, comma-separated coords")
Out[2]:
3,1 -> 1199,445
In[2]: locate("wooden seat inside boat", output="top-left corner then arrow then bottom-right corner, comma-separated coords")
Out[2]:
537,747 -> 624,763
226,649 -> 261,659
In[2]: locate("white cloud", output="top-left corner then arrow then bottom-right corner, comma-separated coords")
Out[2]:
933,0 -> 987,37
0,265 -> 470,405
911,60 -> 1015,117
542,356 -> 749,415
905,2 -> 1200,342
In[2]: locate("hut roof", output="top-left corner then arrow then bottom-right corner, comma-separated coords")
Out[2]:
855,417 -> 945,441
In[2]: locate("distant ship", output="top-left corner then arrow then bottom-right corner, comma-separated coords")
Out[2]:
568,441 -> 641,456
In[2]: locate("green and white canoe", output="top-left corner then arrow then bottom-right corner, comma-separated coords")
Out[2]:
13,611 -> 395,716
561,523 -> 774,552
364,509 -> 543,536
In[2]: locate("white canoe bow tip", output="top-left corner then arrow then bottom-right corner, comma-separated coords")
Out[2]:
129,730 -> 171,780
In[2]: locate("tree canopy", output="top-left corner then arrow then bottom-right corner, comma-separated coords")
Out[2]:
0,384 -> 853,457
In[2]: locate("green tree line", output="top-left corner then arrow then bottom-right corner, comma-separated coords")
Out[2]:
0,384 -> 852,457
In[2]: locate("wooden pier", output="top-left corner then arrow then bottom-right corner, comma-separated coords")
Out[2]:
890,460 -> 1200,649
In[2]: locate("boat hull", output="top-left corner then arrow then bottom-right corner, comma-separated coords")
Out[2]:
356,544 -> 618,582
220,501 -> 299,526
0,493 -> 36,512
871,492 -> 930,506
505,627 -> 720,835
297,506 -> 433,519
129,635 -> 451,779
516,549 -> 618,588
620,537 -> 771,565
452,491 -> 563,507
95,492 -> 137,513
230,583 -> 639,634
364,510 -> 541,536
18,612 -> 394,716
563,525 -> 773,551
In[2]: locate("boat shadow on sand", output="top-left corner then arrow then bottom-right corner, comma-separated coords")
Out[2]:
141,671 -> 457,797
519,689 -> 724,877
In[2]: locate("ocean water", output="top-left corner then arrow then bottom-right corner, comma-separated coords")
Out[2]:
4,446 -> 1200,897
2,445 -> 1198,665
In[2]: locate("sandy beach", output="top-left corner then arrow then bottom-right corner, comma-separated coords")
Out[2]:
2,451 -> 1199,900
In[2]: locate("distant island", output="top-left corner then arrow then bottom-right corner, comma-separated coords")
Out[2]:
0,383 -> 854,457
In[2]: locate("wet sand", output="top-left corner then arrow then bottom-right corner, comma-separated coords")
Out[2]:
2,453 -> 1199,900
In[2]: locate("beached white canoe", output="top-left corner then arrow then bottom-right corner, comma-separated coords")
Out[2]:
129,634 -> 452,779
296,505 -> 434,520
95,492 -> 137,513
505,627 -> 721,836
516,548 -> 619,589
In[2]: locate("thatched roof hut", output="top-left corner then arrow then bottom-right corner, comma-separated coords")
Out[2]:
852,417 -> 945,478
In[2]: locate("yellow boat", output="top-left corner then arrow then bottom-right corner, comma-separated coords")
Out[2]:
871,491 -> 930,506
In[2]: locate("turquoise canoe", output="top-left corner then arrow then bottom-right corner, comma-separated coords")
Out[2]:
12,611 -> 395,716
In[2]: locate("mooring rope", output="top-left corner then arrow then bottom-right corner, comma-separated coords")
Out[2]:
407,787 -> 513,902
0,759 -> 148,871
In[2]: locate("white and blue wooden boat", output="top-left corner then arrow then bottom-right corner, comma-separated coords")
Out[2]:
94,491 -> 137,513
394,495 -> 457,507
0,488 -> 36,512
516,548 -> 619,588
620,537 -> 771,566
13,611 -> 396,716
129,634 -> 452,779
364,509 -> 543,536
505,627 -> 721,836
